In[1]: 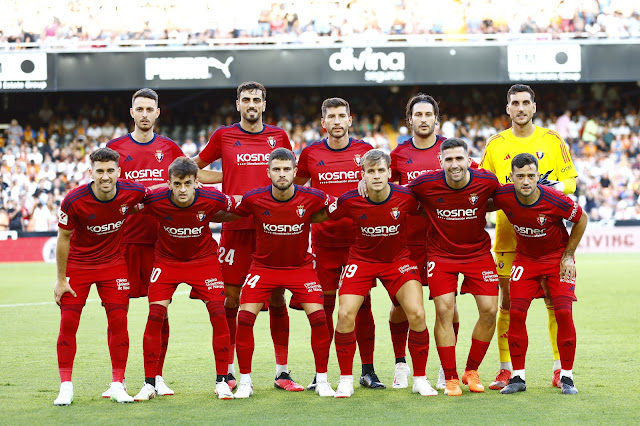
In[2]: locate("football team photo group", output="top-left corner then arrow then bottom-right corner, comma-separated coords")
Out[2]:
52,81 -> 587,405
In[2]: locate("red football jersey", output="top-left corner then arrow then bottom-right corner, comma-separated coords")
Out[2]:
58,180 -> 146,269
142,187 -> 234,263
297,137 -> 373,247
390,135 -> 446,245
327,183 -> 421,263
234,185 -> 332,269
492,184 -> 583,263
408,168 -> 499,262
198,123 -> 292,231
106,133 -> 184,244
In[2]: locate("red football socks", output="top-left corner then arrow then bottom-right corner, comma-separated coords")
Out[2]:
508,297 -> 532,370
408,328 -> 429,377
57,304 -> 83,382
207,301 -> 230,376
143,304 -> 167,379
466,338 -> 490,371
225,306 -> 239,364
308,310 -> 330,373
236,310 -> 257,374
389,320 -> 409,359
355,295 -> 375,364
553,295 -> 576,371
324,294 -> 336,345
269,304 -> 289,366
156,316 -> 170,377
335,330 -> 357,376
104,303 -> 129,383
437,345 -> 458,380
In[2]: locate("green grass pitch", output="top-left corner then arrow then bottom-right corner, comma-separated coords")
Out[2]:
0,253 -> 638,424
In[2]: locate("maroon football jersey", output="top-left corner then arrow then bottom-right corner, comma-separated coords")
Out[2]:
492,184 -> 583,262
142,187 -> 234,263
297,137 -> 373,247
198,123 -> 292,231
327,183 -> 421,263
390,136 -> 446,245
106,133 -> 184,244
234,185 -> 332,269
408,168 -> 499,262
58,180 -> 146,269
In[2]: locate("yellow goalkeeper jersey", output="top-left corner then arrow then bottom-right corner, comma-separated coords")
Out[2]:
480,125 -> 578,253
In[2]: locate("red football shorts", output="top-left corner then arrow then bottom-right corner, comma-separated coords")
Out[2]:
510,256 -> 577,301
219,229 -> 256,287
428,254 -> 500,299
148,260 -> 225,303
124,243 -> 155,298
240,264 -> 323,305
313,245 -> 350,292
339,258 -> 420,300
408,243 -> 428,285
63,264 -> 130,305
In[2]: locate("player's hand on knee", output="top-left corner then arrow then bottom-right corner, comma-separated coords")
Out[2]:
559,256 -> 576,281
54,278 -> 76,306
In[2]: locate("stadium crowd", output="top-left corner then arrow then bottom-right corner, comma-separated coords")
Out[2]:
0,82 -> 639,232
1,0 -> 639,46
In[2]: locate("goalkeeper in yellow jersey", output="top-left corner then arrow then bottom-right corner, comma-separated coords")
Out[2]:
479,85 -> 578,390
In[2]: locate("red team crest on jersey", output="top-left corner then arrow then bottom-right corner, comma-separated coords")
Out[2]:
536,151 -> 545,160
155,150 -> 164,162
120,204 -> 129,215
296,205 -> 306,218
537,214 -> 547,225
267,136 -> 276,148
353,154 -> 362,166
390,207 -> 400,220
197,211 -> 206,221
469,193 -> 479,205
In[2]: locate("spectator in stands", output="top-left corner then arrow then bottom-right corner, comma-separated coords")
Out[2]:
181,138 -> 198,157
8,119 -> 24,145
0,207 -> 9,231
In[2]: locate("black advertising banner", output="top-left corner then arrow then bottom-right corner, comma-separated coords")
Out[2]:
0,42 -> 638,92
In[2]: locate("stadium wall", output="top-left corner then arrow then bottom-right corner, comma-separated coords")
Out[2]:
2,225 -> 639,263
1,41 -> 639,92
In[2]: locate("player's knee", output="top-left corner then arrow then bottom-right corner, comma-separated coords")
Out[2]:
405,305 -> 425,327
268,292 -> 286,307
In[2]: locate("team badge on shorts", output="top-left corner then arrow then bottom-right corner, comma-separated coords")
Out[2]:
536,151 -> 545,160
498,261 -> 504,270
120,204 -> 129,215
155,150 -> 164,162
267,136 -> 277,148
197,211 -> 206,221
353,154 -> 361,166
469,193 -> 479,205
537,214 -> 547,225
390,207 -> 400,220
296,205 -> 306,218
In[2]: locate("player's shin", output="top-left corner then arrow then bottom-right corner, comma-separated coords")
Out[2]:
408,328 -> 429,377
156,316 -> 170,377
236,310 -> 257,375
57,305 -> 83,382
323,293 -> 336,345
334,330 -> 357,376
269,304 -> 289,367
104,303 -> 129,383
552,296 -> 576,372
308,310 -> 330,374
143,304 -> 167,384
507,298 -> 531,372
207,301 -> 231,376
355,294 -> 375,366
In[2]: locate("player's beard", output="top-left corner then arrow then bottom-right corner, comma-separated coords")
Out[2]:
242,109 -> 261,124
136,118 -> 155,132
328,127 -> 346,139
273,178 -> 293,191
413,123 -> 435,138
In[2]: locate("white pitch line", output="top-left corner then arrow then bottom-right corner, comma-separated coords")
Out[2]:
0,291 -> 191,308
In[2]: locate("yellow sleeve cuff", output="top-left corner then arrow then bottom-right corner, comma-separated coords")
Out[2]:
561,178 -> 577,194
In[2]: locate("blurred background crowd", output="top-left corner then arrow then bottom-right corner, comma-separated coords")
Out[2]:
1,0 -> 640,46
1,81 -> 639,232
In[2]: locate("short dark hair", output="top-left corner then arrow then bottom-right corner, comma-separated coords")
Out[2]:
405,93 -> 439,126
511,153 -> 538,171
268,147 -> 296,167
237,81 -> 266,100
90,148 -> 120,165
321,97 -> 350,117
168,157 -> 199,180
132,88 -> 158,106
440,137 -> 468,153
507,84 -> 535,103
361,149 -> 391,169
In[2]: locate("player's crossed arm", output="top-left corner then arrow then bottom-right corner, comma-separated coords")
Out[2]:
193,155 -> 223,184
